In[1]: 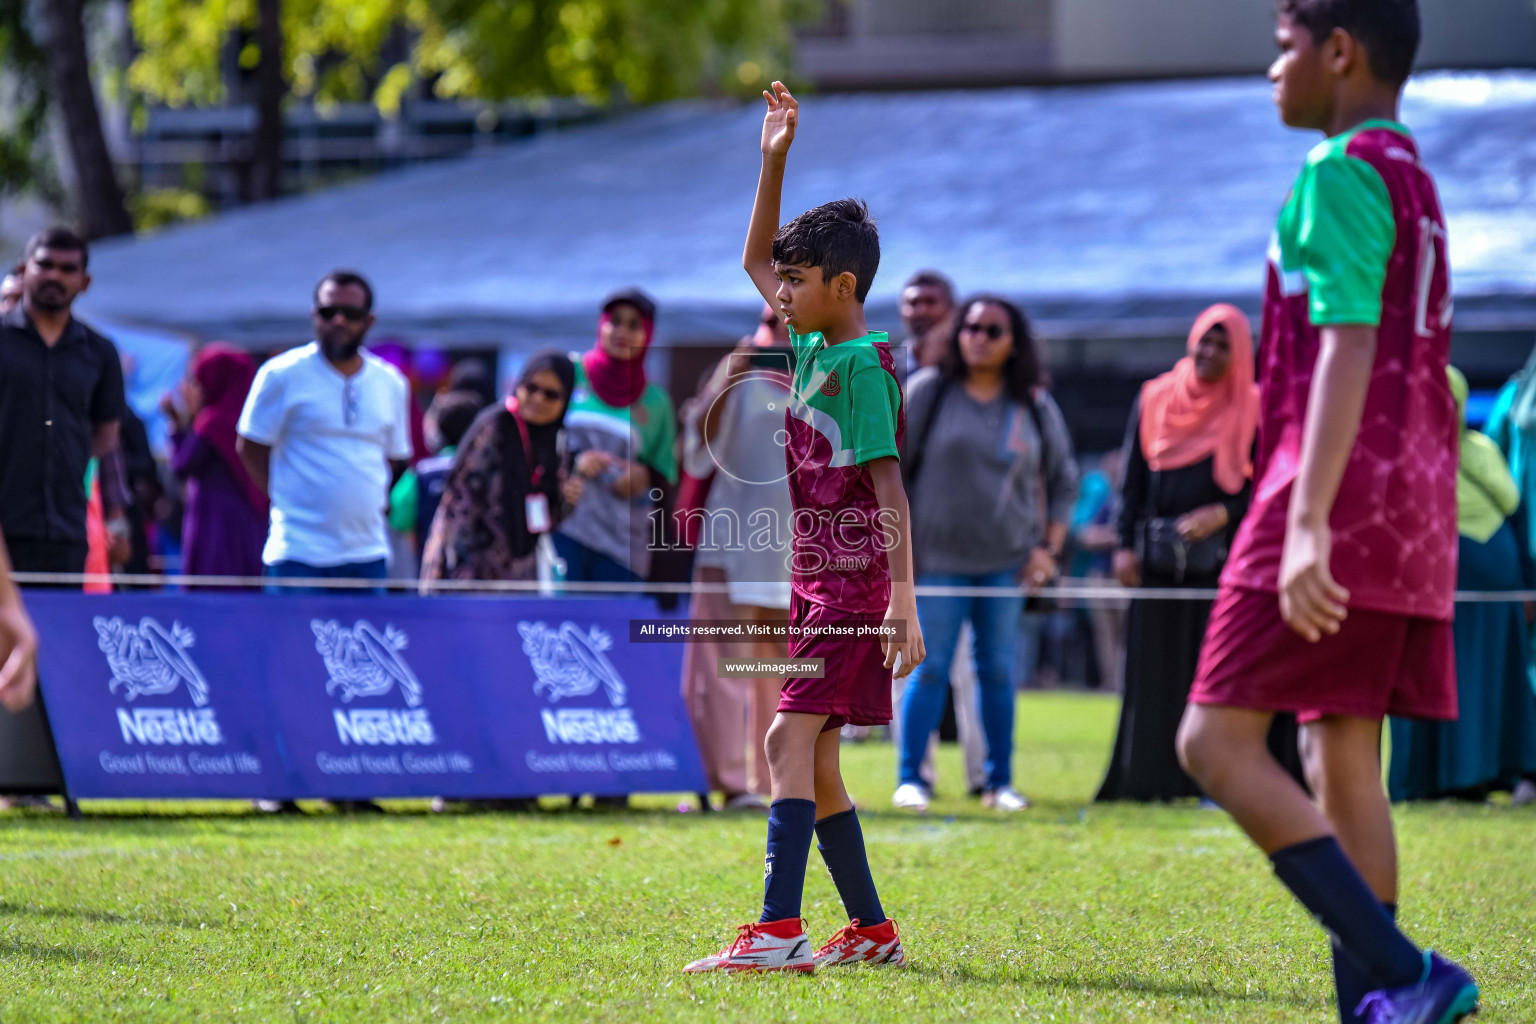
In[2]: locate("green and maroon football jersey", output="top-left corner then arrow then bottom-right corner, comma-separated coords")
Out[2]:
1223,121 -> 1457,620
783,328 -> 904,613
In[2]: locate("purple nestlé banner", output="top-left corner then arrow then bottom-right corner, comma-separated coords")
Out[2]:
26,592 -> 704,801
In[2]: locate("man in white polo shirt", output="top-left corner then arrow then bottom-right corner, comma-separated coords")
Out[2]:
237,270 -> 412,592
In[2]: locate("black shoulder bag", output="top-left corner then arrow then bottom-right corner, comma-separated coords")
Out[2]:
903,376 -> 952,489
1135,470 -> 1229,584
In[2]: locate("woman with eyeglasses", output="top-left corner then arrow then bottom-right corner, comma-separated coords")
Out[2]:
420,351 -> 582,586
893,296 -> 1080,814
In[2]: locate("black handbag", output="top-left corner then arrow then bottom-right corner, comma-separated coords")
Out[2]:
1136,516 -> 1228,584
1134,465 -> 1229,583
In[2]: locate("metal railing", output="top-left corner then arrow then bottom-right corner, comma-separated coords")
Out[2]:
13,572 -> 1535,604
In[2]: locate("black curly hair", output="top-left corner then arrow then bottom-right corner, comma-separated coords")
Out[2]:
771,198 -> 880,302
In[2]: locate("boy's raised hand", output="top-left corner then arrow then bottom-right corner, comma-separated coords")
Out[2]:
760,82 -> 798,159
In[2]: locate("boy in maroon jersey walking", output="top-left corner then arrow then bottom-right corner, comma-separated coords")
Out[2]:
1175,2 -> 1478,1022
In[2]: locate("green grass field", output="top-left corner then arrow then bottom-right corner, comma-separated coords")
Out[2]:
0,692 -> 1531,1023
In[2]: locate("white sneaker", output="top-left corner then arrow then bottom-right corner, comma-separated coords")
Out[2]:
722,793 -> 770,813
982,786 -> 1029,812
1512,779 -> 1536,807
892,783 -> 929,812
682,918 -> 815,973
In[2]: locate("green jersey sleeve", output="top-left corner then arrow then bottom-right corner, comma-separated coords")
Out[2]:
1298,151 -> 1396,326
847,364 -> 901,466
637,384 -> 679,484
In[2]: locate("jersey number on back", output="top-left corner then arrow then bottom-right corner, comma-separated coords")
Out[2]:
1414,216 -> 1452,338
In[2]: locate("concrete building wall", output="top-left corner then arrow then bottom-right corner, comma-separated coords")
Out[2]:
1052,0 -> 1536,79
796,0 -> 1054,89
796,0 -> 1536,89
1418,0 -> 1536,68
1052,0 -> 1276,78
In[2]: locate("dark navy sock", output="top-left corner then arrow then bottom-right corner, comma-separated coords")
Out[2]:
1333,903 -> 1397,1024
814,808 -> 886,926
760,798 -> 817,923
1271,838 -> 1421,989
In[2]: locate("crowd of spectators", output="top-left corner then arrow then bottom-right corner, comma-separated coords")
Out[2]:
3,226 -> 1533,813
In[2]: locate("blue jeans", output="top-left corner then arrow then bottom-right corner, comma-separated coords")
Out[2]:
265,558 -> 389,595
899,569 -> 1026,790
553,533 -> 641,585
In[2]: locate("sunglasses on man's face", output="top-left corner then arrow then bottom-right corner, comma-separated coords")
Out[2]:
961,321 -> 1008,341
316,304 -> 368,322
519,382 -> 566,402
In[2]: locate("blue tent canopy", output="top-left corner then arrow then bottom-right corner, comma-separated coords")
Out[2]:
77,72 -> 1536,369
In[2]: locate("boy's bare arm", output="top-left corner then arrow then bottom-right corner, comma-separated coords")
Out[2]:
743,82 -> 798,307
868,456 -> 925,679
0,528 -> 38,712
1281,324 -> 1376,642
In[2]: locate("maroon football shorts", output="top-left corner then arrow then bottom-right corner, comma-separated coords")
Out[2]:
777,592 -> 893,731
1190,585 -> 1456,724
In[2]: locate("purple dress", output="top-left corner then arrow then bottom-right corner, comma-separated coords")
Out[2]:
172,429 -> 267,581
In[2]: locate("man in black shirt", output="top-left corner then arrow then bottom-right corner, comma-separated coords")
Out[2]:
0,227 -> 125,575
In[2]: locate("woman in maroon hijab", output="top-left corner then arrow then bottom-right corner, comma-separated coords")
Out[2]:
162,343 -> 269,583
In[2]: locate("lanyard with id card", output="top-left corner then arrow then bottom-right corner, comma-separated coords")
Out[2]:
506,398 -> 552,533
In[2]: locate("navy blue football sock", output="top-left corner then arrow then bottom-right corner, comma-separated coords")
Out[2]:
1333,902 -> 1397,1024
1271,838 -> 1420,989
760,798 -> 817,923
814,808 -> 886,926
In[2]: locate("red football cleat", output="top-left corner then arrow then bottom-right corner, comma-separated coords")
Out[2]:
813,918 -> 907,968
682,917 -> 816,974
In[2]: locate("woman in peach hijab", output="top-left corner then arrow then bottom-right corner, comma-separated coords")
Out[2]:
1097,305 -> 1300,801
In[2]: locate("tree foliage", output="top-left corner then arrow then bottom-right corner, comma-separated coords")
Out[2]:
0,1 -> 61,204
407,0 -> 815,110
2,0 -> 131,238
128,0 -> 815,117
43,0 -> 136,238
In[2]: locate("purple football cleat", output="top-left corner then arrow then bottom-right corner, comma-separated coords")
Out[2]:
1355,952 -> 1479,1024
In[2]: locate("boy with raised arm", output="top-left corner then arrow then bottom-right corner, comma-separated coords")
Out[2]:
683,82 -> 925,974
1175,2 -> 1477,1022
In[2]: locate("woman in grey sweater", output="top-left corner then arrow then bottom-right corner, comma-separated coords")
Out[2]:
894,296 -> 1079,813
